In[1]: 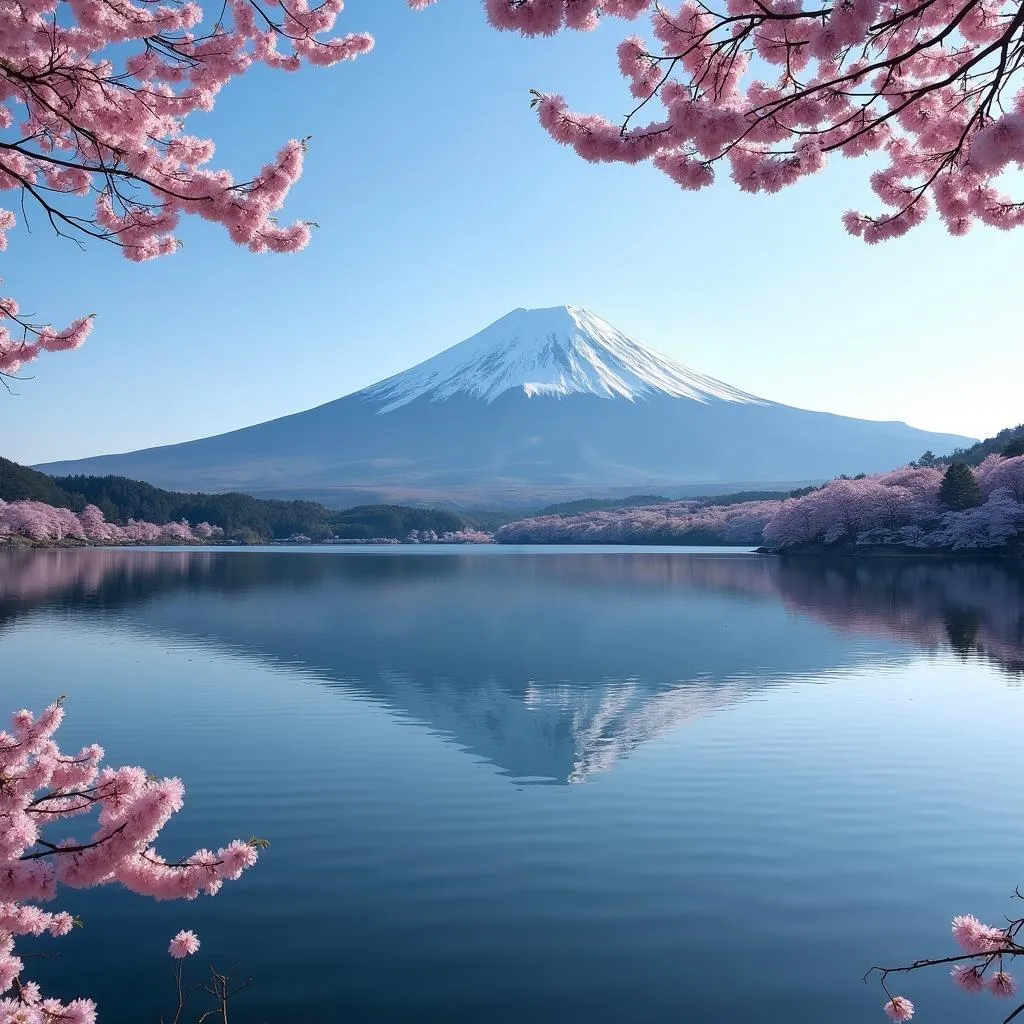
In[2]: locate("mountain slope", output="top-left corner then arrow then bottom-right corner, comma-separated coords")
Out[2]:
35,306 -> 975,501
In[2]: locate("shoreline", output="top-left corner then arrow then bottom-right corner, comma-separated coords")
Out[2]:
0,537 -> 489,550
6,536 -> 1021,561
755,544 -> 1024,562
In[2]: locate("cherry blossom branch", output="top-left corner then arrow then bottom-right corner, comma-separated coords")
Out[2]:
488,0 -> 1024,240
865,910 -> 1024,1019
0,700 -> 263,1019
1,0 -> 434,377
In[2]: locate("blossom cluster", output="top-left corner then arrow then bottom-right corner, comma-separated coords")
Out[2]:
406,529 -> 493,544
485,0 -> 1024,239
0,500 -> 221,545
763,456 -> 1024,550
0,702 -> 259,1019
496,500 -> 784,545
881,912 -> 1024,1019
493,455 -> 1024,554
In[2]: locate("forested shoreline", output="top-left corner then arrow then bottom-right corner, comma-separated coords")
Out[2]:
6,428 -> 1024,556
495,437 -> 1024,559
0,457 -> 485,544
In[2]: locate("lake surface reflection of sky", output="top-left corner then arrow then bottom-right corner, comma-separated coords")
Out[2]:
2,547 -> 1022,1023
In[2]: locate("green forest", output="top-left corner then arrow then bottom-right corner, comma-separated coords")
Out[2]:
938,424 -> 1024,466
0,457 -> 467,542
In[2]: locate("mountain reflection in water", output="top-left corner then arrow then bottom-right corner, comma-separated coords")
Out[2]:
2,547 -> 1022,784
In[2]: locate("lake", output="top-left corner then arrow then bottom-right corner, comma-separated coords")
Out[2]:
2,546 -> 1023,1023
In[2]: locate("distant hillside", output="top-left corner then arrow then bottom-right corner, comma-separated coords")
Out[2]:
533,494 -> 669,517
532,487 -> 813,518
328,504 -> 463,541
696,487 -> 810,506
51,472 -> 335,540
0,457 -> 78,506
1,458 -> 470,542
940,424 -> 1024,467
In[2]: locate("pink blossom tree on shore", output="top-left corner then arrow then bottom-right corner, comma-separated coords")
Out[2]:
763,476 -> 927,546
0,700 -> 261,1020
0,0 -> 435,379
495,499 -> 781,544
762,457 -> 1024,551
159,520 -> 197,544
193,522 -> 218,541
485,0 -> 1024,241
0,502 -> 89,544
977,454 -> 1024,502
123,519 -> 165,544
79,505 -> 117,544
0,499 -> 217,545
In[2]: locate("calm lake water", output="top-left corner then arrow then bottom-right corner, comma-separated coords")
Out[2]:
2,546 -> 1023,1022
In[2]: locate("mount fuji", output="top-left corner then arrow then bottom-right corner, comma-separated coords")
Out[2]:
36,306 -> 973,503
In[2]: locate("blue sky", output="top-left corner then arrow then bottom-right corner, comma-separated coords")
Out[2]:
4,1 -> 1020,466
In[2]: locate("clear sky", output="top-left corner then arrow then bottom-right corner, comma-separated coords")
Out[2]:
4,1 -> 1021,466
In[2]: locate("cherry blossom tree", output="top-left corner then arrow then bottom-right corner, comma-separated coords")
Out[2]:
0,0 -> 434,378
928,485 -> 1024,548
123,519 -> 164,544
53,507 -> 87,543
873,466 -> 944,508
159,520 -> 196,544
79,505 -> 118,544
436,528 -> 494,543
496,499 -> 781,544
0,700 -> 261,1020
485,0 -> 1024,240
2,502 -> 89,543
0,501 -> 66,542
0,498 -> 206,544
760,492 -> 817,546
977,453 -> 1024,502
761,462 -> 1024,552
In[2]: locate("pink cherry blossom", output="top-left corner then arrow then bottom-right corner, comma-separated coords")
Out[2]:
0,701 -> 258,1016
496,500 -> 781,545
989,972 -> 1017,998
1,0 -> 433,378
496,465 -> 1024,554
0,499 -> 212,546
951,914 -> 1006,954
761,464 -> 1024,552
484,0 -> 1024,240
169,930 -> 201,959
951,965 -> 986,992
976,455 -> 1024,503
883,995 -> 914,1021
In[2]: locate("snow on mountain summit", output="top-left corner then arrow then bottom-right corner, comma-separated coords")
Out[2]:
360,306 -> 765,414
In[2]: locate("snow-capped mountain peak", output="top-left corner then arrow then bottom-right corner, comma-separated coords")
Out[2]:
33,305 -> 976,502
360,305 -> 764,414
